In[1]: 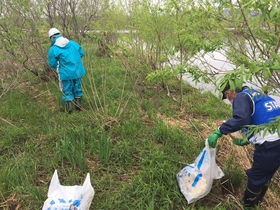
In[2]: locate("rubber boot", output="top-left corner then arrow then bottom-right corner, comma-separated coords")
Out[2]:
257,185 -> 268,205
242,185 -> 262,209
66,101 -> 73,114
74,97 -> 82,111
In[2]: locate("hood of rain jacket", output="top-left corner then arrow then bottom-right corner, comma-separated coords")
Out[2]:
48,35 -> 86,80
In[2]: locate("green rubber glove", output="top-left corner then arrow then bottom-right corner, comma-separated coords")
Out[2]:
208,128 -> 223,148
233,138 -> 250,146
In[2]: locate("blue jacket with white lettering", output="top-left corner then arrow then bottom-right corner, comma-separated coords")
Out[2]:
243,88 -> 280,125
219,87 -> 280,144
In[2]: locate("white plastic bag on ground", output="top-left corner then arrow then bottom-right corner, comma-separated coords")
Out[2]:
176,139 -> 224,204
42,170 -> 95,210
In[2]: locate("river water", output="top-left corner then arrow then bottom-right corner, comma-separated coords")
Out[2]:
178,50 -> 280,104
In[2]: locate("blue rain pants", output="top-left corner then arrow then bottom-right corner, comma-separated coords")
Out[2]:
61,78 -> 83,102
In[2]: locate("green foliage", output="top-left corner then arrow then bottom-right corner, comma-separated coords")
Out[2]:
110,139 -> 134,168
216,68 -> 246,91
55,129 -> 89,170
146,67 -> 180,83
183,65 -> 213,85
245,116 -> 280,139
0,50 -> 274,210
96,130 -> 113,163
1,0 -> 280,209
223,156 -> 245,190
153,118 -> 188,147
117,150 -> 184,210
212,0 -> 280,93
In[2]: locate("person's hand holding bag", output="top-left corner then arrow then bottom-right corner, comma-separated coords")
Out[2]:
208,128 -> 223,148
233,138 -> 250,146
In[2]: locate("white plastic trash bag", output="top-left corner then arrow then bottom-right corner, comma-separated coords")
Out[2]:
42,170 -> 95,210
176,139 -> 224,204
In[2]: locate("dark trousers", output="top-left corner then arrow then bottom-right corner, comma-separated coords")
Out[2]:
243,139 -> 280,207
246,140 -> 280,189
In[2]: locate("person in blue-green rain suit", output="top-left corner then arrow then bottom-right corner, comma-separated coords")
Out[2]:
207,84 -> 280,209
48,28 -> 86,114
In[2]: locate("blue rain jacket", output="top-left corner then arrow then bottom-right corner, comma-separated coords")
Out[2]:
48,35 -> 86,80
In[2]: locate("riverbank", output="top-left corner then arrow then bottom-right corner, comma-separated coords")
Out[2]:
1,55 -> 279,209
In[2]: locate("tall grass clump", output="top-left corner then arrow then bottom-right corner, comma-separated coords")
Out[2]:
55,129 -> 89,171
152,117 -> 199,158
113,149 -> 186,210
96,130 -> 112,163
222,156 -> 245,191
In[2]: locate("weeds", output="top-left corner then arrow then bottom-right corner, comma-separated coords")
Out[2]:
55,129 -> 89,171
0,55 -> 274,210
96,130 -> 112,163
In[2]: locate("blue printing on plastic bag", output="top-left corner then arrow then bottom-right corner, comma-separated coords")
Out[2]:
192,173 -> 202,187
73,200 -> 81,206
58,198 -> 66,203
191,149 -> 206,187
47,198 -> 81,210
177,149 -> 206,187
197,150 -> 206,170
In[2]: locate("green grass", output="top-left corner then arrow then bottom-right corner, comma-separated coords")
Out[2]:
0,52 -> 262,210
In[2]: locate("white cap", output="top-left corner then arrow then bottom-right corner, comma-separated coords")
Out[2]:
48,28 -> 61,38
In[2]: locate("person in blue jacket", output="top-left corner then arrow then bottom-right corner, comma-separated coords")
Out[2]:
48,28 -> 86,113
208,84 -> 280,208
